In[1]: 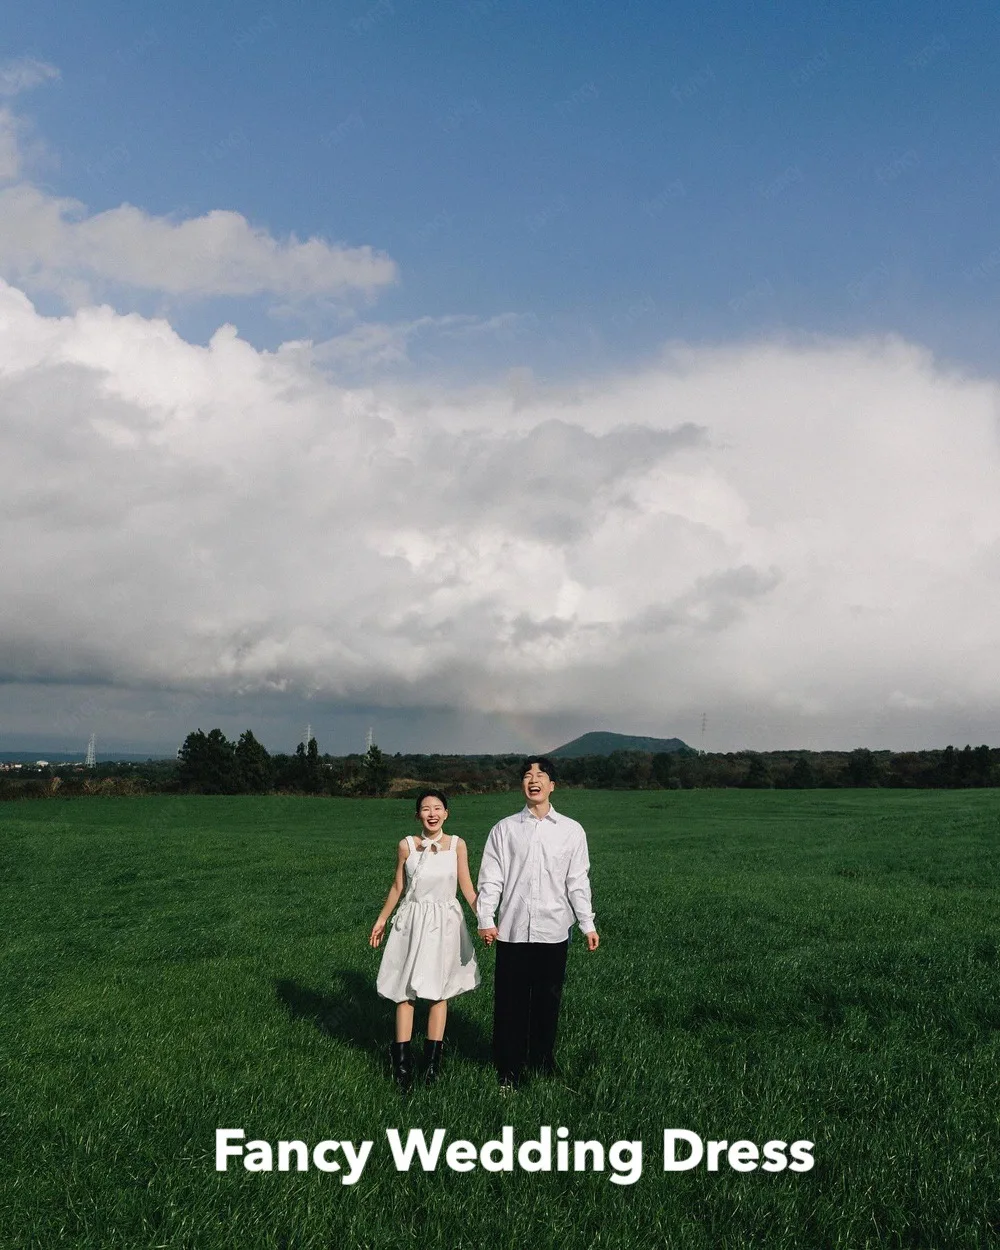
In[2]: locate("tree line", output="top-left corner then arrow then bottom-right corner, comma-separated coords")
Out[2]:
1,732 -> 997,800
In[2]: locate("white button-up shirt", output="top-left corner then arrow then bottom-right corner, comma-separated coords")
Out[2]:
476,804 -> 596,943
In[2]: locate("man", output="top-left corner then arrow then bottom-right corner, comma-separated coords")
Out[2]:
477,757 -> 599,1090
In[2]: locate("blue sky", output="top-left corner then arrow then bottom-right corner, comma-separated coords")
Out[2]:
1,2 -> 999,756
7,0 -> 999,370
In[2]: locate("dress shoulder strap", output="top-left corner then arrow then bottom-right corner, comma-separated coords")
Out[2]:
404,834 -> 415,854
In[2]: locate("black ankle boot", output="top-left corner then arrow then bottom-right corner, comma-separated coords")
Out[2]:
391,1041 -> 413,1092
423,1039 -> 444,1086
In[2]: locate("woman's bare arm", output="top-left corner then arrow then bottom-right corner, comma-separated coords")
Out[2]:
455,838 -> 477,912
369,840 -> 409,947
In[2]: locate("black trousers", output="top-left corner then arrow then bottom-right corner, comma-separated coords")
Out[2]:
493,939 -> 569,1081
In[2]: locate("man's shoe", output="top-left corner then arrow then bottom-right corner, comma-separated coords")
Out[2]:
391,1040 -> 413,1092
423,1038 -> 444,1086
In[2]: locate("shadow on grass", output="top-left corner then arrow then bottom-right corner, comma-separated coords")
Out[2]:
275,971 -> 491,1063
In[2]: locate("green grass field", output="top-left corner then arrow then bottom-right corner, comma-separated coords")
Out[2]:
2,789 -> 999,1249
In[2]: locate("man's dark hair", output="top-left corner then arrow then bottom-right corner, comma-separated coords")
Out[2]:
414,788 -> 449,815
520,756 -> 557,783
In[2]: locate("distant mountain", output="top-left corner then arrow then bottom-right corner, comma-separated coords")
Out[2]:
548,731 -> 691,758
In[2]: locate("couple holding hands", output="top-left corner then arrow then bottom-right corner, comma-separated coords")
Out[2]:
369,757 -> 599,1092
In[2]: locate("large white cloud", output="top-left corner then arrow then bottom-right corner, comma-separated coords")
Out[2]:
2,277 -> 999,748
0,85 -> 396,304
0,185 -> 398,303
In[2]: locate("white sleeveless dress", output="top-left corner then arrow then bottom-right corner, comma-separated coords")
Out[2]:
376,834 -> 481,1003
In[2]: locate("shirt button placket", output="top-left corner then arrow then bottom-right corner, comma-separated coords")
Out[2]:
530,819 -> 541,941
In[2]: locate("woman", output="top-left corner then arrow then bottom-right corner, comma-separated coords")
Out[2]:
370,789 -> 480,1089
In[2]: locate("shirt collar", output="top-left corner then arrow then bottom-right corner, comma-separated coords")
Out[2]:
521,803 -> 559,824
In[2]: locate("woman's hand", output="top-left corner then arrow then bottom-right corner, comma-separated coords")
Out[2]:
370,918 -> 386,948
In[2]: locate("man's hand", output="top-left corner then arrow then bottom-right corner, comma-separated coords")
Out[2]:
585,930 -> 600,952
478,927 -> 499,946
